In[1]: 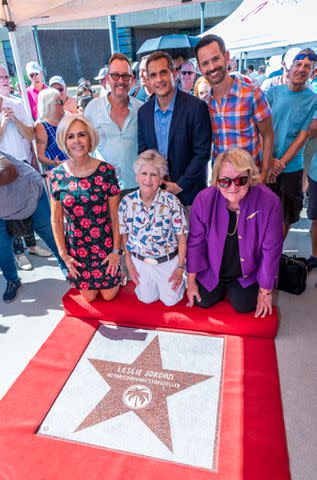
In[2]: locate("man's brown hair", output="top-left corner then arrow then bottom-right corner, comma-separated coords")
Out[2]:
108,53 -> 131,69
146,51 -> 175,72
194,34 -> 226,62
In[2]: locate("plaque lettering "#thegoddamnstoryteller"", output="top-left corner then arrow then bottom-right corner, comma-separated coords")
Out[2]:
38,325 -> 224,470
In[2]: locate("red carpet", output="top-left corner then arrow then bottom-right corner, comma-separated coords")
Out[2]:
63,282 -> 279,338
0,285 -> 290,479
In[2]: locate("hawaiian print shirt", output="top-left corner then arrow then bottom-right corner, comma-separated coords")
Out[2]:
118,188 -> 188,257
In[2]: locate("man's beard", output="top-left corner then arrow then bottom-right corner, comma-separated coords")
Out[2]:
205,65 -> 227,85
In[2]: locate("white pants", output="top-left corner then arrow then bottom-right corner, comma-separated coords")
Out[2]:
131,254 -> 185,306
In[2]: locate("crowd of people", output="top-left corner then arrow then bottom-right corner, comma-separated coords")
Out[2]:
1,34 -> 317,319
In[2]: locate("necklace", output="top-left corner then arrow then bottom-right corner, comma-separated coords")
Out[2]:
227,209 -> 240,237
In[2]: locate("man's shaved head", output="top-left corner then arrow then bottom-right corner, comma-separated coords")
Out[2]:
0,156 -> 18,186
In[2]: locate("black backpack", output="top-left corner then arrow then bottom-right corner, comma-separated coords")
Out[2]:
277,254 -> 308,295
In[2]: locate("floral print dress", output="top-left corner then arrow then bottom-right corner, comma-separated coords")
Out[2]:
50,162 -> 121,291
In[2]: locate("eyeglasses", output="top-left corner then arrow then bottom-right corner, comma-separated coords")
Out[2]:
218,176 -> 249,188
181,71 -> 195,76
109,72 -> 132,82
30,72 -> 40,78
55,100 -> 65,105
294,53 -> 317,62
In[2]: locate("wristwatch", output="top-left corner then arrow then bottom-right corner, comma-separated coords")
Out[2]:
112,249 -> 123,255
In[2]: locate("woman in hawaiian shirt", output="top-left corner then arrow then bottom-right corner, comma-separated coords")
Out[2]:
50,114 -> 121,302
119,149 -> 188,306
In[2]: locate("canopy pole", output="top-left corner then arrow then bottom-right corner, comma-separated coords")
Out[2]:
243,52 -> 248,71
200,3 -> 206,35
32,26 -> 47,84
107,15 -> 119,54
238,51 -> 242,72
6,30 -> 32,122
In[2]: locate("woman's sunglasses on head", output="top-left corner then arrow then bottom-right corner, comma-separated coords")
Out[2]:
218,176 -> 249,188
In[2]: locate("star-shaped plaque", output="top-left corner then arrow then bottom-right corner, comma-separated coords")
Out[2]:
75,336 -> 212,451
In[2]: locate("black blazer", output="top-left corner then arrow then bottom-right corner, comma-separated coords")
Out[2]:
138,88 -> 212,206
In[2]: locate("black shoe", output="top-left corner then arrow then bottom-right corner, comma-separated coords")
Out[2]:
3,279 -> 22,303
307,255 -> 317,271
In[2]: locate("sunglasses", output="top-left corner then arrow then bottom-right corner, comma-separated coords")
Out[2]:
109,72 -> 132,82
218,176 -> 249,188
54,86 -> 65,92
181,71 -> 195,76
294,53 -> 317,62
55,100 -> 65,105
30,72 -> 40,78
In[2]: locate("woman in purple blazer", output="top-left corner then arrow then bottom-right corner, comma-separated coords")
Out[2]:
187,148 -> 283,318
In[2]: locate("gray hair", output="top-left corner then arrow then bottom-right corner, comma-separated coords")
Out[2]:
133,149 -> 167,178
37,88 -> 60,121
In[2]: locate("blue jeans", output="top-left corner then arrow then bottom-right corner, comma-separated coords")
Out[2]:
0,190 -> 67,282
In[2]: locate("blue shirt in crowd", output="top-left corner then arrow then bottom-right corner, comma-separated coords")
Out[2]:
154,89 -> 177,165
266,84 -> 317,173
305,109 -> 317,181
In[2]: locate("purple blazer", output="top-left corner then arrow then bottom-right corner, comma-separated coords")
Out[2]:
187,184 -> 283,291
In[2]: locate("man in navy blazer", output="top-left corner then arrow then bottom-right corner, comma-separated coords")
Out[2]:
138,51 -> 212,206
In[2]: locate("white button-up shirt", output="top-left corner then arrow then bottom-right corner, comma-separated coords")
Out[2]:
85,93 -> 143,190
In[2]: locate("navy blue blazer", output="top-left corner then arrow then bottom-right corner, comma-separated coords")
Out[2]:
138,88 -> 212,206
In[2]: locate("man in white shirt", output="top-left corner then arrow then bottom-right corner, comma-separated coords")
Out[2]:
85,53 -> 143,196
0,62 -> 51,269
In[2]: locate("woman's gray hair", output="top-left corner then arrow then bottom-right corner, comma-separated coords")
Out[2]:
37,88 -> 60,121
56,113 -> 99,155
211,148 -> 260,187
133,149 -> 167,177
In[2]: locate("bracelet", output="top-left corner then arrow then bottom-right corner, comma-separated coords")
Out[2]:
112,249 -> 123,255
259,289 -> 273,296
177,265 -> 186,270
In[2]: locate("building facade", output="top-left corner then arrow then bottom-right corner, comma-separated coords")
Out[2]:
0,1 -> 240,85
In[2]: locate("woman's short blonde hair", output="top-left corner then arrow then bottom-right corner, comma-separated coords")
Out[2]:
133,149 -> 167,178
56,114 -> 99,155
211,148 -> 260,187
37,88 -> 60,121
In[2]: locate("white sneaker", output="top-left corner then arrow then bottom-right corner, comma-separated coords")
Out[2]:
16,253 -> 33,271
28,245 -> 51,257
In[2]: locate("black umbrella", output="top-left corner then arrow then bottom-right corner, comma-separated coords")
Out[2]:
137,34 -> 200,58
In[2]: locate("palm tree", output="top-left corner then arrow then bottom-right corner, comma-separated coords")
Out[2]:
126,386 -> 151,408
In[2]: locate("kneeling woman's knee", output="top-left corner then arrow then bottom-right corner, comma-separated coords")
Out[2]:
231,298 -> 256,314
100,285 -> 119,301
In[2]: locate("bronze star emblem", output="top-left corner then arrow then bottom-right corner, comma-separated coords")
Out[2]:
75,336 -> 212,451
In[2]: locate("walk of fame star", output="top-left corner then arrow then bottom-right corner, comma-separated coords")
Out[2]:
75,336 -> 212,451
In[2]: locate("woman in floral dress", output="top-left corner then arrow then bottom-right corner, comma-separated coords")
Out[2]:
50,114 -> 121,302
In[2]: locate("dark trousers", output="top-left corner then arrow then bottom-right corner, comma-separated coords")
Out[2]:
13,232 -> 36,255
195,278 -> 259,313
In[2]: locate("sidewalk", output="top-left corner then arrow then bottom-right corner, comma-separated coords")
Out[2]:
1,216 -> 316,479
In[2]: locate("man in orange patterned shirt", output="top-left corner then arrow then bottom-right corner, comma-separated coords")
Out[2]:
195,34 -> 274,183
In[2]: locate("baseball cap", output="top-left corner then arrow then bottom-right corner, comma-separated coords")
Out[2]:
94,67 -> 108,81
26,61 -> 42,76
49,75 -> 66,87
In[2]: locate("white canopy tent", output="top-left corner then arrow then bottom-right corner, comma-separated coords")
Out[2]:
200,0 -> 317,60
0,0 -> 216,117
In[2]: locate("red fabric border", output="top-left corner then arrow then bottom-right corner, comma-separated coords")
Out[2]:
0,314 -> 289,479
62,283 -> 278,339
